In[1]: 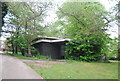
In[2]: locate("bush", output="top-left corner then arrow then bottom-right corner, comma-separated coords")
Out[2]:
65,39 -> 103,62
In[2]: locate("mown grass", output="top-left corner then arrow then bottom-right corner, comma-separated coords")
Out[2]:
27,61 -> 118,79
5,51 -> 119,79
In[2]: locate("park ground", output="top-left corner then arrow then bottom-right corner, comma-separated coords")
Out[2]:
6,51 -> 119,80
25,60 -> 118,79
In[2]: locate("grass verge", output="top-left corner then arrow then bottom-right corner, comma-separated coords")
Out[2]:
5,51 -> 52,60
26,61 -> 118,79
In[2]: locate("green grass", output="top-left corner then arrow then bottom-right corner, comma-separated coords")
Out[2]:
5,51 -> 13,54
27,62 -> 118,79
5,51 -> 52,60
5,51 -> 119,79
5,51 -> 39,60
109,60 -> 119,63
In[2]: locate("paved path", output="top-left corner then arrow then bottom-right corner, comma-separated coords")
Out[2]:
0,52 -> 2,80
0,52 -> 44,79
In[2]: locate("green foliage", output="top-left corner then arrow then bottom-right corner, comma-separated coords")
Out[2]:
2,2 -> 8,26
65,38 -> 101,62
6,2 -> 52,57
50,2 -> 112,62
18,34 -> 27,49
107,38 -> 118,59
45,20 -> 65,37
54,2 -> 109,38
5,1 -> 117,61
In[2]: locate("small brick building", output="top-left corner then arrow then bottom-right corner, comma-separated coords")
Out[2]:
33,37 -> 70,59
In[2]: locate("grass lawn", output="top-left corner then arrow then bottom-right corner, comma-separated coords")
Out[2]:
5,51 -> 118,79
26,61 -> 118,79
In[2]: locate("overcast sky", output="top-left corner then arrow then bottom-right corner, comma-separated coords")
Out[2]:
99,0 -> 118,39
0,0 -> 118,40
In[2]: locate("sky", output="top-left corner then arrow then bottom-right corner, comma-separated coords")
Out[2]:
0,0 -> 118,40
99,0 -> 118,39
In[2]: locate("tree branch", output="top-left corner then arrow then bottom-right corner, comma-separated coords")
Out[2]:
59,8 -> 86,27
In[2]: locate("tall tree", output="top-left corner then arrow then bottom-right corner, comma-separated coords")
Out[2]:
6,2 -> 52,56
50,2 -> 112,61
0,2 -> 8,36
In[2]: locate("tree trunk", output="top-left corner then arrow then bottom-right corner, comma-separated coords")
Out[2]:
15,27 -> 20,54
11,41 -> 15,54
15,45 -> 18,54
27,43 -> 32,57
20,48 -> 25,56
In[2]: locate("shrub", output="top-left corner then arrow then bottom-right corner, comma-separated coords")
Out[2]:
65,39 -> 103,62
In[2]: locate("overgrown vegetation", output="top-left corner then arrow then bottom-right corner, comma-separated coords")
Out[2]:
3,1 -> 119,62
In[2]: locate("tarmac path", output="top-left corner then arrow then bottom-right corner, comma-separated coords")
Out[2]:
0,51 -> 44,79
0,52 -> 2,80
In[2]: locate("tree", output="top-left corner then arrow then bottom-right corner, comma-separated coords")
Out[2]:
51,2 -> 111,62
111,0 -> 120,60
0,2 -> 8,36
6,2 -> 52,56
118,1 -> 120,60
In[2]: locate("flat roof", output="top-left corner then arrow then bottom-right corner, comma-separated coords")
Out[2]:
33,37 -> 71,44
37,36 -> 70,40
36,39 -> 70,43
